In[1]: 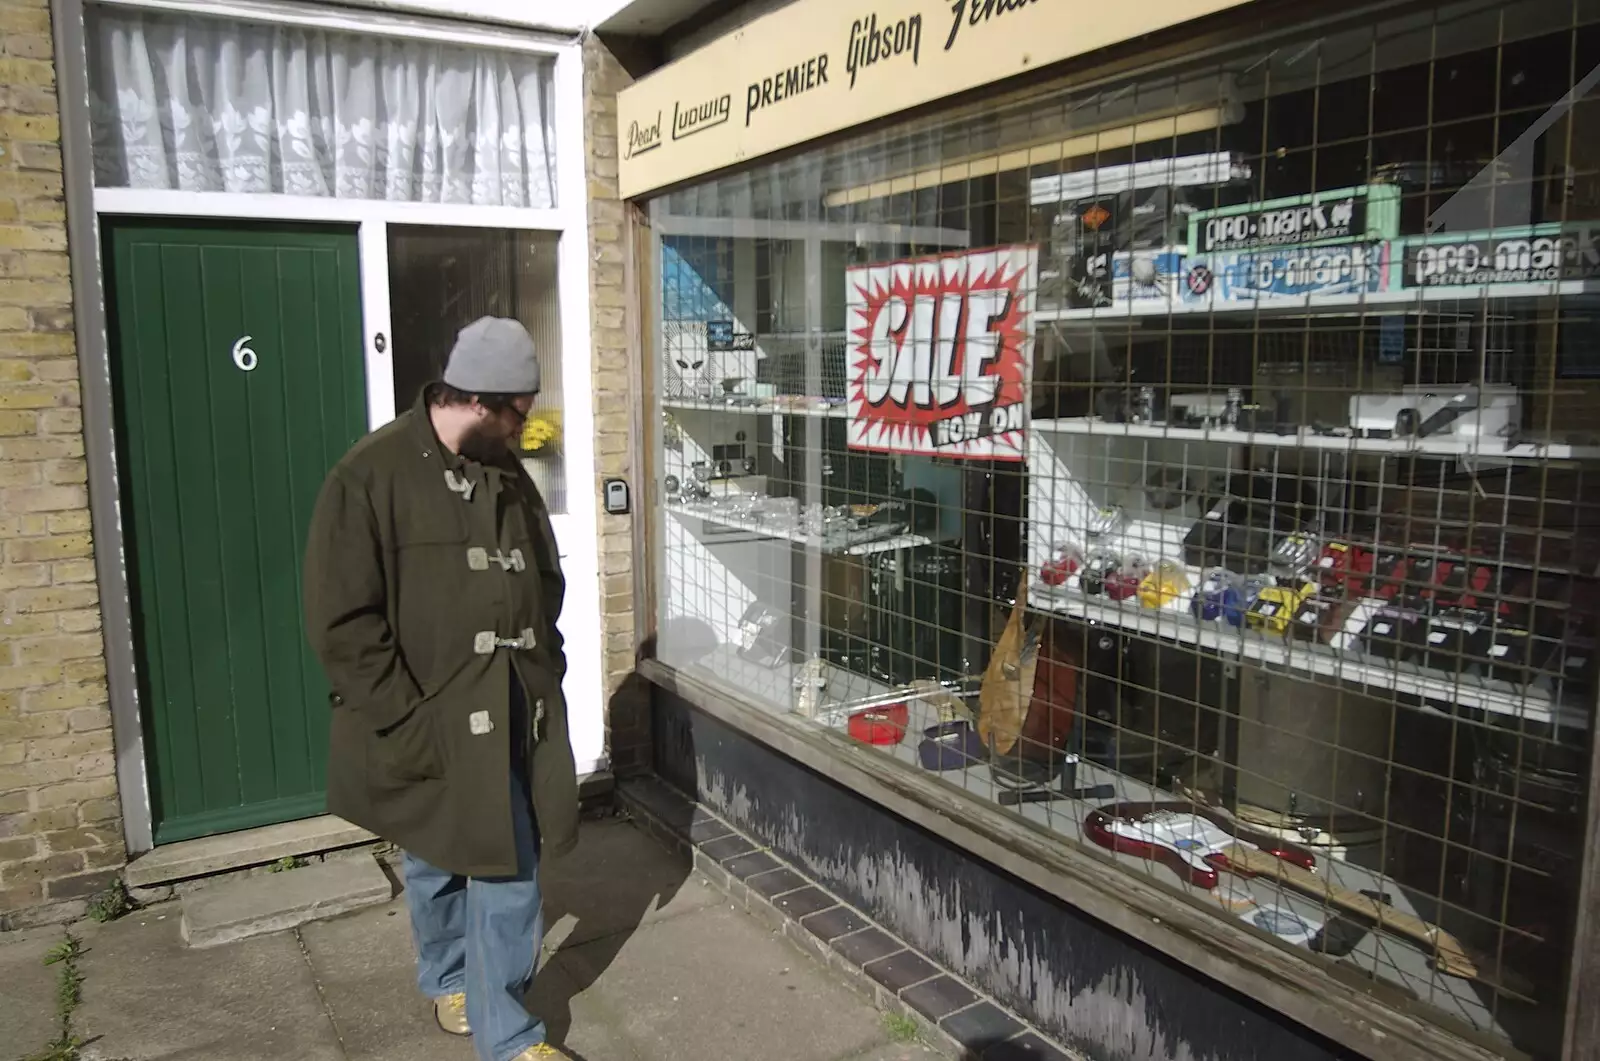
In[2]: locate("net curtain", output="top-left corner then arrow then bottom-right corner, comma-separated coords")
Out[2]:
85,6 -> 559,207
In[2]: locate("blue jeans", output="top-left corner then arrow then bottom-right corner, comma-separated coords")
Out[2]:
402,775 -> 545,1061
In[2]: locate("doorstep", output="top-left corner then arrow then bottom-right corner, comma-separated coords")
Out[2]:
127,771 -> 614,889
125,815 -> 377,888
618,775 -> 1081,1061
180,852 -> 392,948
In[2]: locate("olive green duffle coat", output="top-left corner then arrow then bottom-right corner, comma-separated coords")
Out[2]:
302,390 -> 578,877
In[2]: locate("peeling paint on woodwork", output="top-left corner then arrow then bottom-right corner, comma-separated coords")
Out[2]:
655,697 -> 1356,1061
698,752 -> 1224,1061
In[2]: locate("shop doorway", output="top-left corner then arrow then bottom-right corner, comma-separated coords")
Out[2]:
103,219 -> 366,843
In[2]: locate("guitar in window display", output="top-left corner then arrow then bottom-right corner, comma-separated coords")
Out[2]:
1083,801 -> 1532,993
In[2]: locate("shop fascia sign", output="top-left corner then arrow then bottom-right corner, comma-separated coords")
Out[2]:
617,0 -> 1258,199
845,245 -> 1036,462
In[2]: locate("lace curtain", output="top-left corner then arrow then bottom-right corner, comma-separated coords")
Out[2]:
85,7 -> 558,207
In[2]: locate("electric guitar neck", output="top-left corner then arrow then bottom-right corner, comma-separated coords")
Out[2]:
1216,843 -> 1499,986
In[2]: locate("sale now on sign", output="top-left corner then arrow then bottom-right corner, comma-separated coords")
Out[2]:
845,245 -> 1037,461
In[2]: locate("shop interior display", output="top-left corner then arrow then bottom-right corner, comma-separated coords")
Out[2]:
649,5 -> 1599,1056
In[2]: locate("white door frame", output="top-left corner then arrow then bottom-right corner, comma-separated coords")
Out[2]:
59,0 -> 602,855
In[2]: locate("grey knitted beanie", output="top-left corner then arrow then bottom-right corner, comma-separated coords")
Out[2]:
442,316 -> 540,395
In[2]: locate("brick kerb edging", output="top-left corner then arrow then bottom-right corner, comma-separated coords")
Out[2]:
616,777 -> 1082,1061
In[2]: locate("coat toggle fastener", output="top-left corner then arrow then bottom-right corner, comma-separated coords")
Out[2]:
473,628 -> 539,654
466,547 -> 526,572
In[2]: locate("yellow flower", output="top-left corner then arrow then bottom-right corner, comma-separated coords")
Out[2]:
521,412 -> 561,453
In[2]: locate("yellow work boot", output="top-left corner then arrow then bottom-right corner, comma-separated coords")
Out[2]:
510,1045 -> 571,1060
433,992 -> 470,1036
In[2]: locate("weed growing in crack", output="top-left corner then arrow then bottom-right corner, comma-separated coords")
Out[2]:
87,879 -> 135,924
27,931 -> 85,1061
883,1011 -> 920,1043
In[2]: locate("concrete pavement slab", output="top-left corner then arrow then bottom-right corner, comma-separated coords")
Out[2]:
540,817 -> 715,952
0,925 -> 68,1059
297,900 -> 475,1061
526,949 -> 650,1061
560,902 -> 889,1061
74,910 -> 343,1061
299,901 -> 652,1061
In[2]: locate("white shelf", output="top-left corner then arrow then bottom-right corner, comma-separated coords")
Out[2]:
1031,417 -> 1600,461
667,502 -> 935,555
664,397 -> 850,419
686,643 -> 894,716
1035,280 -> 1600,325
1029,581 -> 1584,730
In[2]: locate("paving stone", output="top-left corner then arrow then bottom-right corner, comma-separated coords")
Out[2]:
618,778 -> 696,831
563,904 -> 886,1061
940,1002 -> 1025,1052
541,818 -> 717,951
700,833 -> 758,863
723,850 -> 780,880
0,925 -> 67,1060
526,947 -> 650,1061
180,855 -> 392,948
75,911 -> 344,1061
901,976 -> 978,1022
300,900 -> 644,1061
297,902 -> 475,1061
773,885 -> 838,920
694,849 -> 730,888
687,817 -> 736,844
802,904 -> 870,942
833,927 -> 902,968
982,1031 -> 1075,1060
748,866 -> 807,897
863,949 -> 939,993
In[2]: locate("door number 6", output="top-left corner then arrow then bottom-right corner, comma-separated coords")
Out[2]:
232,335 -> 258,373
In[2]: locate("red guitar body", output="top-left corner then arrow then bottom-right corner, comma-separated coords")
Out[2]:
1082,801 -> 1318,890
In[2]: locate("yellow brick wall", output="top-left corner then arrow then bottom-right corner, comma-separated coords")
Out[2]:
584,36 -> 651,774
0,0 -> 123,927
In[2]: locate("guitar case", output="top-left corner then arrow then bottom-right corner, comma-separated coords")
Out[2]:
979,585 -> 1080,788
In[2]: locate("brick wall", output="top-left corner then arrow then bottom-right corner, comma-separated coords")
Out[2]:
584,35 -> 653,776
0,0 -> 123,927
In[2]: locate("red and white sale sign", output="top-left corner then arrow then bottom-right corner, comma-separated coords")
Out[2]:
845,245 -> 1036,461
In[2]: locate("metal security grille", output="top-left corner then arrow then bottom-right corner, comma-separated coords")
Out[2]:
649,2 -> 1600,1054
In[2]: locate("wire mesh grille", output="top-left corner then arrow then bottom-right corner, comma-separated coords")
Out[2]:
649,1 -> 1600,1054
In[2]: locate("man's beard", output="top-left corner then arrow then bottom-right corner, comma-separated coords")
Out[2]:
459,419 -> 516,461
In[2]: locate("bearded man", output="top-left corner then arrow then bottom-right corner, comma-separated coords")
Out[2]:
303,316 -> 577,1061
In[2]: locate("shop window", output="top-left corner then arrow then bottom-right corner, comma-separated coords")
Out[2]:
83,4 -> 557,206
646,0 -> 1600,1055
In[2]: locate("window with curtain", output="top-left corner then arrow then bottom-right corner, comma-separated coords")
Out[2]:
84,5 -> 558,207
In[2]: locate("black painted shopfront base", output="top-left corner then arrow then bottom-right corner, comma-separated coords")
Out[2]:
641,688 -> 1362,1061
620,773 -> 1074,1061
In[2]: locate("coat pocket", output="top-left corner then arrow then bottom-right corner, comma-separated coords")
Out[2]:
372,702 -> 445,782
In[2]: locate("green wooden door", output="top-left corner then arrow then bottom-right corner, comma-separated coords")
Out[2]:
104,220 -> 366,844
